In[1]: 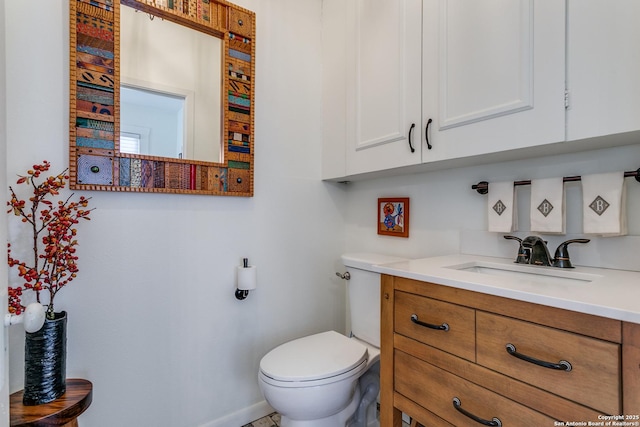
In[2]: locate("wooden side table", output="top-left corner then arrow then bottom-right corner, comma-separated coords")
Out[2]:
10,378 -> 92,427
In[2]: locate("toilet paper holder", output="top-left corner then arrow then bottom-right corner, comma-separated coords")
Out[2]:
235,258 -> 257,300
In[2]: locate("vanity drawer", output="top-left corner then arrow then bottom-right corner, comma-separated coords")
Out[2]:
395,291 -> 475,361
476,311 -> 621,414
395,350 -> 556,426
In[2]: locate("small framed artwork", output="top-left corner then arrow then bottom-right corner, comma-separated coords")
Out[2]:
378,197 -> 410,238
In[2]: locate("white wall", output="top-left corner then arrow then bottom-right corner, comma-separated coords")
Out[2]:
1,1 -> 10,422
344,144 -> 640,272
5,1 -> 347,426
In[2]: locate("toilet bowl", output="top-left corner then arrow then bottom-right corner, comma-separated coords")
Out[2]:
258,253 -> 405,427
259,331 -> 378,426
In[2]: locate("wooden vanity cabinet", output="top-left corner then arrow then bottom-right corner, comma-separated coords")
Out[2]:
381,275 -> 640,426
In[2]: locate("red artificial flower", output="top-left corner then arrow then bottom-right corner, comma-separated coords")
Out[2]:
6,161 -> 94,318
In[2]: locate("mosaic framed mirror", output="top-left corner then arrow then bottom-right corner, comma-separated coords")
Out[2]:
69,0 -> 255,195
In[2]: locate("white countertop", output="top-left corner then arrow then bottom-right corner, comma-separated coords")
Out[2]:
373,254 -> 640,325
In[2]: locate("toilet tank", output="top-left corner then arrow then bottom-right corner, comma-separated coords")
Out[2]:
341,253 -> 406,348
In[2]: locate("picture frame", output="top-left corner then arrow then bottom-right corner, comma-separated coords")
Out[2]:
377,197 -> 410,238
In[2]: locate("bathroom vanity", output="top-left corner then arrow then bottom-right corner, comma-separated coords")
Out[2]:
376,255 -> 640,426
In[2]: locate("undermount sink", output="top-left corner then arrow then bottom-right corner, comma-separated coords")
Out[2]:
445,261 -> 601,285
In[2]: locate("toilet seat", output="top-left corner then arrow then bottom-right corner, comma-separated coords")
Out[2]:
259,331 -> 368,388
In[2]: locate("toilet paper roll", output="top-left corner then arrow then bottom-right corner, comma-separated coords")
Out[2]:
237,265 -> 257,291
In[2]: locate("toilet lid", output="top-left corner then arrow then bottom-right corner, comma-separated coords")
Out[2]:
260,331 -> 368,383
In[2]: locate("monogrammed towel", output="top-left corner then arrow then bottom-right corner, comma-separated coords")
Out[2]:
582,172 -> 627,236
530,177 -> 565,234
488,181 -> 517,233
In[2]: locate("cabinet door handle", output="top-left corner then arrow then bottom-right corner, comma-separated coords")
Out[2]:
506,343 -> 572,371
452,397 -> 502,426
408,123 -> 416,153
410,314 -> 449,331
425,118 -> 433,150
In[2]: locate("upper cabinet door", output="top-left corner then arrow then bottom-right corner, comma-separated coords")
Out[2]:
344,0 -> 423,176
566,0 -> 640,141
423,0 -> 566,163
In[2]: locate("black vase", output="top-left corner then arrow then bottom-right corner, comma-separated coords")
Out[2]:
23,311 -> 67,405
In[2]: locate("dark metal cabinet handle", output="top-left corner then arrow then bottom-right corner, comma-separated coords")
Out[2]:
506,343 -> 572,371
410,314 -> 449,331
452,397 -> 502,426
425,118 -> 433,150
408,123 -> 416,153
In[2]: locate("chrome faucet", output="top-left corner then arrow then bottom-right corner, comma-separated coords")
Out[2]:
504,236 -> 590,268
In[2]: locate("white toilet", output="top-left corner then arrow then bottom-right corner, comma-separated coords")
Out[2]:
258,253 -> 405,427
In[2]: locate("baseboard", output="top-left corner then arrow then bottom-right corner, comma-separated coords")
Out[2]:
198,400 -> 275,427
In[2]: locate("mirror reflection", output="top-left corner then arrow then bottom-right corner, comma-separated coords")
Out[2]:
120,5 -> 222,162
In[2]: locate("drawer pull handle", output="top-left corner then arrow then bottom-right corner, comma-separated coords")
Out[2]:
452,397 -> 502,426
505,343 -> 572,372
411,314 -> 449,331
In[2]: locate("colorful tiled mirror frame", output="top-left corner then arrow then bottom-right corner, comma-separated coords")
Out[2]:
69,0 -> 255,196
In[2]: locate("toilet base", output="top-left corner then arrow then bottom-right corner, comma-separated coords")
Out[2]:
279,383 -> 380,427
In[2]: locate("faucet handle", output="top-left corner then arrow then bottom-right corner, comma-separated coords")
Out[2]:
503,235 -> 529,264
553,239 -> 590,268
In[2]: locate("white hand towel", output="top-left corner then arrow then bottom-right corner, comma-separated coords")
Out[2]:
582,171 -> 627,236
530,177 -> 565,234
488,181 -> 517,233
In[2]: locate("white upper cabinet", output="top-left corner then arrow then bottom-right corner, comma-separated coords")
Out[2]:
423,0 -> 565,163
321,0 -> 640,181
322,0 -> 423,180
566,0 -> 640,141
344,0 -> 423,177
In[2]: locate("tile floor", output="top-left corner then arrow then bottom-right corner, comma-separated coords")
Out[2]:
244,410 -> 411,427
243,412 -> 280,427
